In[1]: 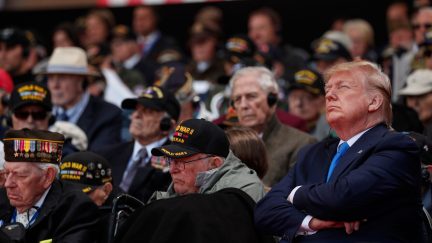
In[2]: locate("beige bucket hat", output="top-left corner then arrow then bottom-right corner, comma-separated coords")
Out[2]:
44,47 -> 96,76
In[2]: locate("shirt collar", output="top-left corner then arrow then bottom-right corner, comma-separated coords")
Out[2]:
54,92 -> 90,124
133,137 -> 168,161
123,54 -> 142,69
339,127 -> 372,148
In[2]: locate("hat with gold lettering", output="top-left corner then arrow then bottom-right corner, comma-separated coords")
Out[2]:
60,151 -> 113,193
4,129 -> 64,164
9,82 -> 52,112
288,68 -> 324,96
121,86 -> 180,121
152,118 -> 230,158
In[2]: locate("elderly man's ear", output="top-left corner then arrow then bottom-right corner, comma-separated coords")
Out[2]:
209,156 -> 224,169
43,167 -> 58,189
368,94 -> 384,112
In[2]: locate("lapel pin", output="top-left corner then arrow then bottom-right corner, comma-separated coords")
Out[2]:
357,150 -> 363,154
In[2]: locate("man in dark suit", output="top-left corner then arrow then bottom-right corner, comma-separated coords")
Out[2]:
254,60 -> 424,242
97,85 -> 180,203
45,46 -> 122,151
0,129 -> 99,242
132,5 -> 182,84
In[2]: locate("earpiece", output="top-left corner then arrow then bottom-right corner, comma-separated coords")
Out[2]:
267,92 -> 278,107
159,116 -> 173,131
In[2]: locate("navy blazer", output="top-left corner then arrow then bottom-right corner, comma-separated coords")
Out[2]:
77,96 -> 122,151
96,141 -> 172,203
255,124 -> 424,242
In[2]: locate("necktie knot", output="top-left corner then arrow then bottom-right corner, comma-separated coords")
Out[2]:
326,142 -> 349,182
57,111 -> 69,121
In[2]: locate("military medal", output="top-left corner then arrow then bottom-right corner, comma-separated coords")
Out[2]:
29,140 -> 35,158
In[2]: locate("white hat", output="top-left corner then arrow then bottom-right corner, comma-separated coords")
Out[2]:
399,69 -> 432,96
44,47 -> 94,76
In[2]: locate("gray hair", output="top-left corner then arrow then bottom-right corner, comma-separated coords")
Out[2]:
35,163 -> 60,176
229,66 -> 279,94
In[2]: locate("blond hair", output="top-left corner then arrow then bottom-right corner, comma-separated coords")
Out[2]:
324,60 -> 392,126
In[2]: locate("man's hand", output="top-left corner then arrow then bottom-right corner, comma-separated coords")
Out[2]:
309,218 -> 364,234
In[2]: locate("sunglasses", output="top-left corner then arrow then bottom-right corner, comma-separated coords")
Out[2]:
14,110 -> 48,120
413,23 -> 432,30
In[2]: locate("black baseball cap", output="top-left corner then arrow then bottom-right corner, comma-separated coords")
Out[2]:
288,68 -> 324,96
313,38 -> 352,61
112,24 -> 136,42
121,86 -> 180,121
152,118 -> 230,158
9,82 -> 52,112
0,28 -> 34,48
60,151 -> 113,193
224,34 -> 257,64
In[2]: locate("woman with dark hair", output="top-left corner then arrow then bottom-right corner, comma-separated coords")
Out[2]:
226,126 -> 268,180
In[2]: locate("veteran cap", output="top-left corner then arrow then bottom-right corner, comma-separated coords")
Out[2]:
152,118 -> 230,158
288,68 -> 324,96
4,129 -> 64,164
121,86 -> 180,121
60,151 -> 113,193
313,38 -> 352,61
224,34 -> 257,64
9,82 -> 52,112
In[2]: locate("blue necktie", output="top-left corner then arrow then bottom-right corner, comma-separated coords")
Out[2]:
57,111 -> 69,122
119,148 -> 147,192
326,142 -> 349,182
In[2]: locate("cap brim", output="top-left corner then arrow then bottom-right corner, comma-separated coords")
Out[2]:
313,53 -> 339,61
151,144 -> 200,158
12,101 -> 52,112
121,98 -> 164,110
398,86 -> 432,96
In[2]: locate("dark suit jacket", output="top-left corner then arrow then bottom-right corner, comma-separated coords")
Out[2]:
115,188 -> 275,243
0,180 -> 99,243
255,124 -> 424,242
97,140 -> 172,203
77,96 -> 122,151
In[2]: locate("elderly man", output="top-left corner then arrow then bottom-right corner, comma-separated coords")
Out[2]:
45,46 -> 122,151
255,60 -> 423,242
0,129 -> 99,242
97,85 -> 180,202
399,69 -> 432,140
230,66 -> 316,186
151,118 -> 264,202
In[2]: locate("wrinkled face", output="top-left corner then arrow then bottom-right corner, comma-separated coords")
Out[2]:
4,162 -> 48,210
169,153 -> 212,195
129,104 -> 166,141
133,7 -> 156,36
0,43 -> 25,73
325,71 -> 370,128
87,186 -> 109,207
406,93 -> 432,124
413,10 -> 432,44
288,89 -> 324,122
12,105 -> 50,130
248,14 -> 278,48
231,75 -> 272,133
191,38 -> 217,62
47,74 -> 84,109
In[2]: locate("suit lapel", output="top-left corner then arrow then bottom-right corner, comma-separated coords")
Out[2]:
328,124 -> 388,182
76,96 -> 94,134
29,180 -> 61,229
112,142 -> 135,184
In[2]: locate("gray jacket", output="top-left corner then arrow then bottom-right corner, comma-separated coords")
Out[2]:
152,150 -> 265,202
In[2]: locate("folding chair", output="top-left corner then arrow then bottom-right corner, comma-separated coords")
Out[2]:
107,194 -> 145,243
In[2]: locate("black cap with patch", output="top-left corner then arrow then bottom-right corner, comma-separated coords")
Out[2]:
313,38 -> 352,61
121,86 -> 180,121
151,118 -> 230,158
60,151 -> 113,193
0,28 -> 34,48
288,69 -> 324,96
9,82 -> 52,112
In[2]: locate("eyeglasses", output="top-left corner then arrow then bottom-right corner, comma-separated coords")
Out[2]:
14,111 -> 48,120
165,155 -> 214,170
413,23 -> 432,30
